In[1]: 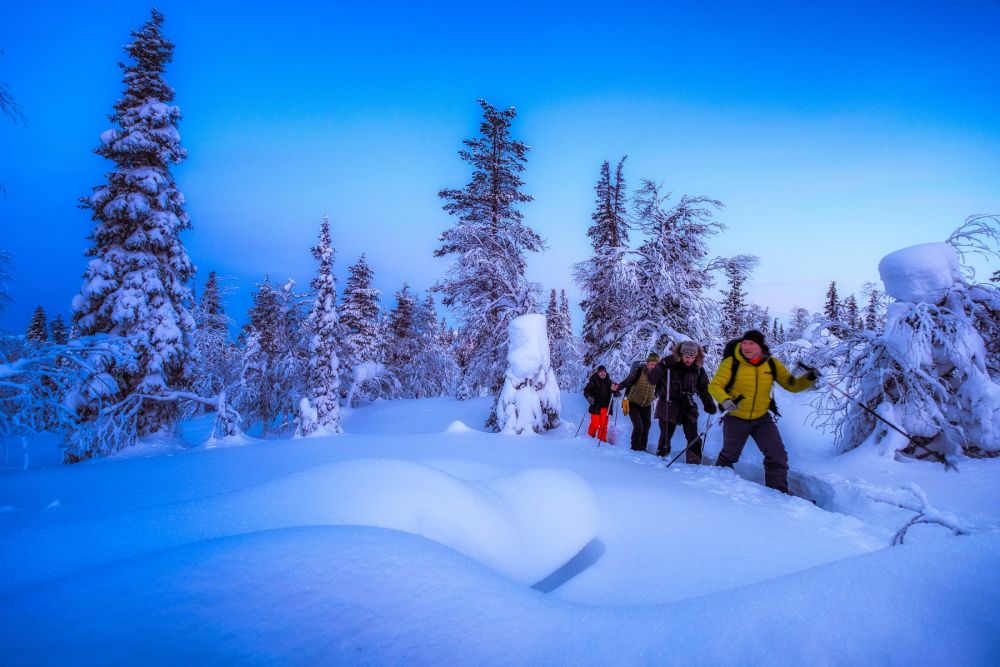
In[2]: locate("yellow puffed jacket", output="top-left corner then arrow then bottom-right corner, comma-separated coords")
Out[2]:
708,348 -> 814,420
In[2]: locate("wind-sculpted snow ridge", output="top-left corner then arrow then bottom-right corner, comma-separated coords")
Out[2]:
0,459 -> 601,594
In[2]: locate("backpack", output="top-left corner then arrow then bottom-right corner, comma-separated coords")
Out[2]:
721,338 -> 780,417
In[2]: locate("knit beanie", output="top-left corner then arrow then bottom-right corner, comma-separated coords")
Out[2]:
679,341 -> 699,357
741,330 -> 766,347
646,352 -> 660,363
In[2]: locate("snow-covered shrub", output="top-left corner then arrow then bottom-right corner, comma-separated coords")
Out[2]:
496,314 -> 560,435
811,217 -> 1000,462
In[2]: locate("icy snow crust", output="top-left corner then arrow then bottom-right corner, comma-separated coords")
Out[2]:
2,394 -> 999,664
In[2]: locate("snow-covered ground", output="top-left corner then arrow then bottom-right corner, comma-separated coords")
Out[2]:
1,392 -> 998,665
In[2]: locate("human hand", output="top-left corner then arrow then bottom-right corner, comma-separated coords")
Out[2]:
703,401 -> 718,415
721,399 -> 738,412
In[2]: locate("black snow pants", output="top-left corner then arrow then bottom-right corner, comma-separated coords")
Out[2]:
715,414 -> 789,493
658,418 -> 702,463
628,403 -> 653,452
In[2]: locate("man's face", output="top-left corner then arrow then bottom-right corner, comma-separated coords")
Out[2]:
646,361 -> 657,370
598,369 -> 607,379
682,354 -> 696,365
740,340 -> 762,359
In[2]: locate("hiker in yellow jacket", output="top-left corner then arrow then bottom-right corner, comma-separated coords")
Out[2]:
708,329 -> 817,494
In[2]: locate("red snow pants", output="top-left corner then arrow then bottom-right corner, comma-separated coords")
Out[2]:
588,408 -> 609,441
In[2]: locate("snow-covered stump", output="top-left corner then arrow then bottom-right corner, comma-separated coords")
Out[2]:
496,314 -> 561,435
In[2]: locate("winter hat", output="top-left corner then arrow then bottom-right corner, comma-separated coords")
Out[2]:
646,352 -> 660,363
679,341 -> 699,357
741,330 -> 767,347
597,365 -> 607,373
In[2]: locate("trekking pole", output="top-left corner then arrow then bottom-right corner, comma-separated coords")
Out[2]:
574,410 -> 587,438
666,410 -> 716,468
796,362 -> 953,470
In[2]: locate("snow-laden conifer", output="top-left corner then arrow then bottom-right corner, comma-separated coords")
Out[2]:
239,278 -> 308,435
496,314 -> 560,434
26,306 -> 48,343
630,181 -> 726,358
72,9 -> 195,440
434,100 -> 544,428
49,315 -> 69,345
574,158 -> 633,377
192,272 -> 238,406
809,216 -> 1000,462
340,254 -> 382,374
298,215 -> 342,436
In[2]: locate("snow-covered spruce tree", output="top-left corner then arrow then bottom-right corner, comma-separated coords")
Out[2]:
26,306 -> 48,343
573,157 -> 634,378
384,282 -> 419,396
556,289 -> 584,389
409,294 -> 460,398
810,216 -> 1000,462
434,99 -> 544,429
719,255 -> 758,342
496,314 -> 560,434
628,181 -> 725,361
49,315 -> 69,345
842,294 -> 860,332
862,282 -> 886,332
824,281 -> 840,320
297,215 -> 342,436
239,278 -> 308,436
787,306 -> 812,340
72,9 -> 196,448
545,289 -> 562,373
191,271 -> 238,408
339,254 -> 382,372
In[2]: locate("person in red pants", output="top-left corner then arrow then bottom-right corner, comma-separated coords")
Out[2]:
583,366 -> 618,442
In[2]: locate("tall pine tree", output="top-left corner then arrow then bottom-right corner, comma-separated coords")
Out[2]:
50,315 -> 69,345
720,256 -> 757,341
434,99 -> 544,428
300,215 -> 342,435
632,182 -> 726,358
824,281 -> 840,320
26,306 -> 48,343
340,254 -> 382,372
574,157 -> 632,375
73,9 -> 195,438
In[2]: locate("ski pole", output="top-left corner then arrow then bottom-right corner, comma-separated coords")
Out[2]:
574,410 -> 587,438
666,406 -> 721,468
797,362 -> 952,470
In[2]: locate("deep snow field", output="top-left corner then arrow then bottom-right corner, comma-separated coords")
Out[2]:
1,392 -> 998,665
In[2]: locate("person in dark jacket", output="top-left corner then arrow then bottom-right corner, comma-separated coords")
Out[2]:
582,366 -> 618,442
654,340 -> 717,463
619,352 -> 665,452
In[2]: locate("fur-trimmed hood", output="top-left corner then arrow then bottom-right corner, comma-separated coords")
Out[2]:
670,341 -> 706,367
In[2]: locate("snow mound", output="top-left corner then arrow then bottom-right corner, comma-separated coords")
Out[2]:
247,459 -> 598,584
878,242 -> 961,304
444,420 -> 473,433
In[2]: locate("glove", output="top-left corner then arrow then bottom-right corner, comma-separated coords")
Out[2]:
721,399 -> 738,412
804,370 -> 819,382
586,396 -> 595,406
703,401 -> 718,415
621,398 -> 630,416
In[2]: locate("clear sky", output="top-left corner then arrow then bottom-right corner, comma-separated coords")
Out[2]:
1,0 -> 997,334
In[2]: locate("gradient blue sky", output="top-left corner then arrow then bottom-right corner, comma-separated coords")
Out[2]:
1,1 -> 998,334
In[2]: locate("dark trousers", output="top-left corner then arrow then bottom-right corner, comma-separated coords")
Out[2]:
628,403 -> 652,452
715,414 -> 789,493
658,419 -> 702,463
